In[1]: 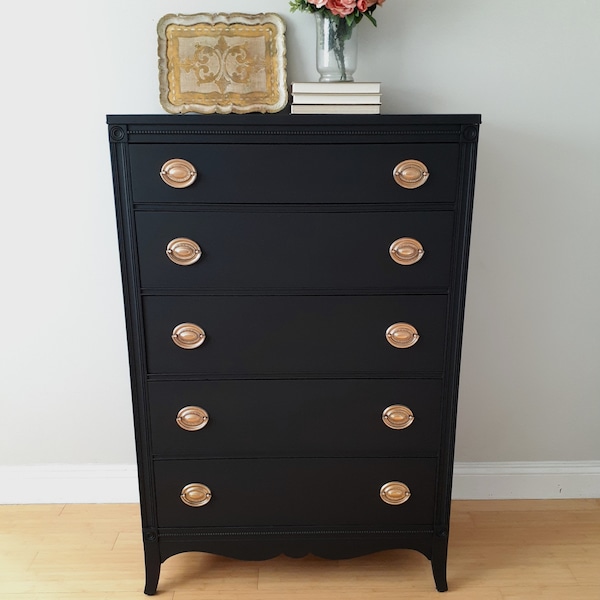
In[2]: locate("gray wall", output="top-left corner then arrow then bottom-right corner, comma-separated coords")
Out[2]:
1,0 -> 598,468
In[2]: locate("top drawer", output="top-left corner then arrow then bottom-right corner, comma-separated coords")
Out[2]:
128,143 -> 459,204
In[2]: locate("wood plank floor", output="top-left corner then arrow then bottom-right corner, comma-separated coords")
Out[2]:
0,499 -> 599,599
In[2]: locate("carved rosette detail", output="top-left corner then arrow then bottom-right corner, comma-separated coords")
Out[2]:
109,126 -> 126,142
143,530 -> 158,543
462,125 -> 478,142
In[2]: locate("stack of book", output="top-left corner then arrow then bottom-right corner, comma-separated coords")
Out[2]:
290,82 -> 381,114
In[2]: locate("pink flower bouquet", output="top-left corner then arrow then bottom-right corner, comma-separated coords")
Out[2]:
290,0 -> 385,26
290,0 -> 385,81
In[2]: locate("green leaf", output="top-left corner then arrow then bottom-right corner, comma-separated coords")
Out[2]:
364,11 -> 377,27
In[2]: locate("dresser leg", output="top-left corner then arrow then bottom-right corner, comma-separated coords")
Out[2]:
432,534 -> 449,592
143,532 -> 161,595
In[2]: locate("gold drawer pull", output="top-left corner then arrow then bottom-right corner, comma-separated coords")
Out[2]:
380,481 -> 411,505
389,237 -> 424,265
172,323 -> 206,349
160,158 -> 197,188
181,483 -> 212,507
382,405 -> 414,430
393,160 -> 429,189
176,406 -> 209,431
386,323 -> 419,348
166,238 -> 202,266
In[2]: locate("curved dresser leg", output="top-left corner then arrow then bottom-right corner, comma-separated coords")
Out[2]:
143,533 -> 161,595
432,534 -> 449,592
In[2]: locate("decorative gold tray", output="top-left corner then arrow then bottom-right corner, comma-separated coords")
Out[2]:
157,12 -> 288,114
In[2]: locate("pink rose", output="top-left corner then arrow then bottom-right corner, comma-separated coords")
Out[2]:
307,0 -> 329,7
357,0 -> 382,11
326,0 -> 357,17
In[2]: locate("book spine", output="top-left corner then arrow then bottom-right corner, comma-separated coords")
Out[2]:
292,93 -> 382,105
290,104 -> 381,115
291,82 -> 381,94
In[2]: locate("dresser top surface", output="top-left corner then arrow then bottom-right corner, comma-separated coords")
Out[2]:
106,113 -> 481,127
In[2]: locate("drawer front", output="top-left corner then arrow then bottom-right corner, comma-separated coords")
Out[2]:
154,458 -> 436,527
143,295 -> 448,375
129,143 -> 459,205
135,210 -> 454,290
148,379 -> 442,457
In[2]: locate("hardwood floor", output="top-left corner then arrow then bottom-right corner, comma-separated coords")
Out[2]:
1,499 -> 599,599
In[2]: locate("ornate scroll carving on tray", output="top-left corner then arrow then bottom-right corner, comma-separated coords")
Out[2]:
158,13 -> 288,114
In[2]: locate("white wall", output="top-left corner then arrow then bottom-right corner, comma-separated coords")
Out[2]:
1,1 -> 599,497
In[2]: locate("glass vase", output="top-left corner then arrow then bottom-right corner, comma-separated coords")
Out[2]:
315,11 -> 358,82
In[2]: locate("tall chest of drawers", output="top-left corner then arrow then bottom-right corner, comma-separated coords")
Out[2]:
107,114 -> 480,595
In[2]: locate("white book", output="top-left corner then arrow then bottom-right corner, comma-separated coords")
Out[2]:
291,81 -> 381,94
292,93 -> 382,105
290,104 -> 381,115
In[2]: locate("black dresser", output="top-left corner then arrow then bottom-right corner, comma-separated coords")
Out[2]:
107,114 -> 480,594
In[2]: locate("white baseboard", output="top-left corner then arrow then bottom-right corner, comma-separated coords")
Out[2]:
0,461 -> 599,504
0,464 -> 140,504
452,461 -> 600,500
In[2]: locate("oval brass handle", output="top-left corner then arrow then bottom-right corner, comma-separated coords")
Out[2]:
382,405 -> 415,430
172,323 -> 206,349
386,323 -> 419,348
389,238 -> 424,266
160,158 -> 197,189
166,238 -> 202,266
180,483 -> 212,507
393,160 -> 429,189
176,406 -> 209,431
380,481 -> 411,505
